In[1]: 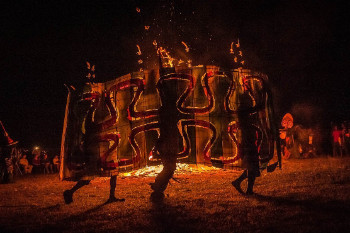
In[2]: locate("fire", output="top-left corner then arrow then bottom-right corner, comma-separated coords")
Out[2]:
120,163 -> 219,177
158,47 -> 175,67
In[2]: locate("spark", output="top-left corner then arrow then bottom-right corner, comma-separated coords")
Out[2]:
187,60 -> 192,68
136,7 -> 140,13
136,45 -> 142,55
230,42 -> 234,54
153,40 -> 157,47
138,59 -> 143,64
239,51 -> 243,56
236,39 -> 240,48
144,25 -> 150,30
234,57 -> 238,63
182,41 -> 190,52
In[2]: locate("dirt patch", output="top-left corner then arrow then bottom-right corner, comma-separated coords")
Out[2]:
1,157 -> 350,233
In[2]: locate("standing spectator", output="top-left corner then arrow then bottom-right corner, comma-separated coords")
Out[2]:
52,155 -> 60,173
341,122 -> 349,156
41,153 -> 53,174
0,121 -> 18,183
19,154 -> 33,174
332,125 -> 343,157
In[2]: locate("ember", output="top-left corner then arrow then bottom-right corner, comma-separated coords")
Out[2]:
120,163 -> 220,177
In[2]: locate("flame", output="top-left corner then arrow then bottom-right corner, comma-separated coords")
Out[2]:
158,47 -> 175,67
136,7 -> 140,13
181,41 -> 190,52
120,163 -> 219,177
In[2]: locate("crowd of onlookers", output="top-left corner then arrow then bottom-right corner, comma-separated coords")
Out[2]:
17,150 -> 60,175
331,121 -> 350,157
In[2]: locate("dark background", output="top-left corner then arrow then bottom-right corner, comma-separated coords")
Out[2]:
1,0 -> 349,153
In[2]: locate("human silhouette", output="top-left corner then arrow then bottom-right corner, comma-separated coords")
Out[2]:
232,88 -> 260,195
150,77 -> 182,201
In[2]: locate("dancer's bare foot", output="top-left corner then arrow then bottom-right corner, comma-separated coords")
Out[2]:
232,180 -> 245,195
150,191 -> 165,203
246,189 -> 254,195
63,190 -> 73,204
105,196 -> 125,204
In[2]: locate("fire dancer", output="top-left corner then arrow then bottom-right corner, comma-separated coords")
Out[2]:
232,82 -> 261,195
63,89 -> 125,205
150,76 -> 181,201
232,114 -> 260,194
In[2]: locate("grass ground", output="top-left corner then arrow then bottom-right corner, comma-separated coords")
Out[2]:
1,157 -> 350,233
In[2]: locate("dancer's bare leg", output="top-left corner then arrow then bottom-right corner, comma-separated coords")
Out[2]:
106,175 -> 125,203
150,156 -> 177,201
232,170 -> 247,194
246,170 -> 256,195
63,180 -> 91,204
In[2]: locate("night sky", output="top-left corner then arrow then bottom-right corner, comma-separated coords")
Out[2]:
1,0 -> 349,152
